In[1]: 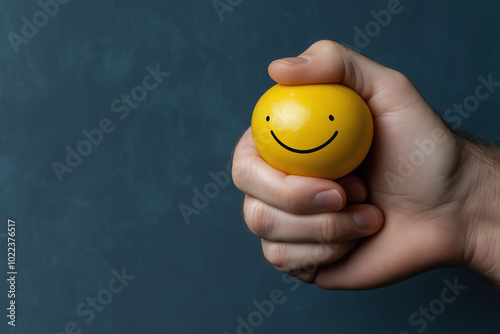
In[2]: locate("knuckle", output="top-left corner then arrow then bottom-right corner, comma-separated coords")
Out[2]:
315,214 -> 338,243
263,242 -> 288,268
299,256 -> 320,275
243,198 -> 273,238
231,158 -> 249,192
277,187 -> 296,213
275,179 -> 305,213
389,69 -> 413,90
315,244 -> 340,263
313,40 -> 342,53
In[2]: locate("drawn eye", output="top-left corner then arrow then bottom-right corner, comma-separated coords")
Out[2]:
329,115 -> 334,121
266,116 -> 270,121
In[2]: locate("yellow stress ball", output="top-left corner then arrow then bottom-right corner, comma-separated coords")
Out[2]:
251,84 -> 373,179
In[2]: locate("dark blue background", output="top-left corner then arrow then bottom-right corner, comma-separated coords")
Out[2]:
1,0 -> 499,333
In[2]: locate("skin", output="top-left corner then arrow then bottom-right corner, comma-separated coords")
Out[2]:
232,40 -> 500,290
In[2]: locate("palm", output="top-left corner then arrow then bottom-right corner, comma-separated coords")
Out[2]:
315,79 -> 467,289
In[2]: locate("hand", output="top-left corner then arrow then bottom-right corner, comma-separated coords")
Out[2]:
232,40 -> 500,289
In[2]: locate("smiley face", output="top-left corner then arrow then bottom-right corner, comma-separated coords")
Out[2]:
251,84 -> 373,179
269,114 -> 338,154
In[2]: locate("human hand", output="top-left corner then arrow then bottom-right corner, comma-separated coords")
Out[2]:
232,40 -> 500,289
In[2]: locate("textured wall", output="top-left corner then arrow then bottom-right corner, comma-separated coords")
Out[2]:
1,0 -> 499,333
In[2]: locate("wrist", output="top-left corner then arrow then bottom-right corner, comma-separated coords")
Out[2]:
458,137 -> 500,283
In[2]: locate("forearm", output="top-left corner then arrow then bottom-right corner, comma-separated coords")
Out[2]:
459,136 -> 500,284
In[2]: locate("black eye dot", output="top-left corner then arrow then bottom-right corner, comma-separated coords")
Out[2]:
266,116 -> 270,122
329,115 -> 334,121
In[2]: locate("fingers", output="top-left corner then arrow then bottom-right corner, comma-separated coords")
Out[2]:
234,126 -> 382,244
244,197 -> 383,243
233,128 -> 369,214
233,128 -> 348,214
262,239 -> 358,283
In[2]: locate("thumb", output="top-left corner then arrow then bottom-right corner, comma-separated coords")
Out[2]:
268,40 -> 432,119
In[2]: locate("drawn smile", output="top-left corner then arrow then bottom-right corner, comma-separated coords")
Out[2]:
270,130 -> 339,154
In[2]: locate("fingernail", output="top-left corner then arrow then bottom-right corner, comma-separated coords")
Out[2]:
353,208 -> 379,231
340,181 -> 366,202
314,189 -> 343,211
274,57 -> 310,66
